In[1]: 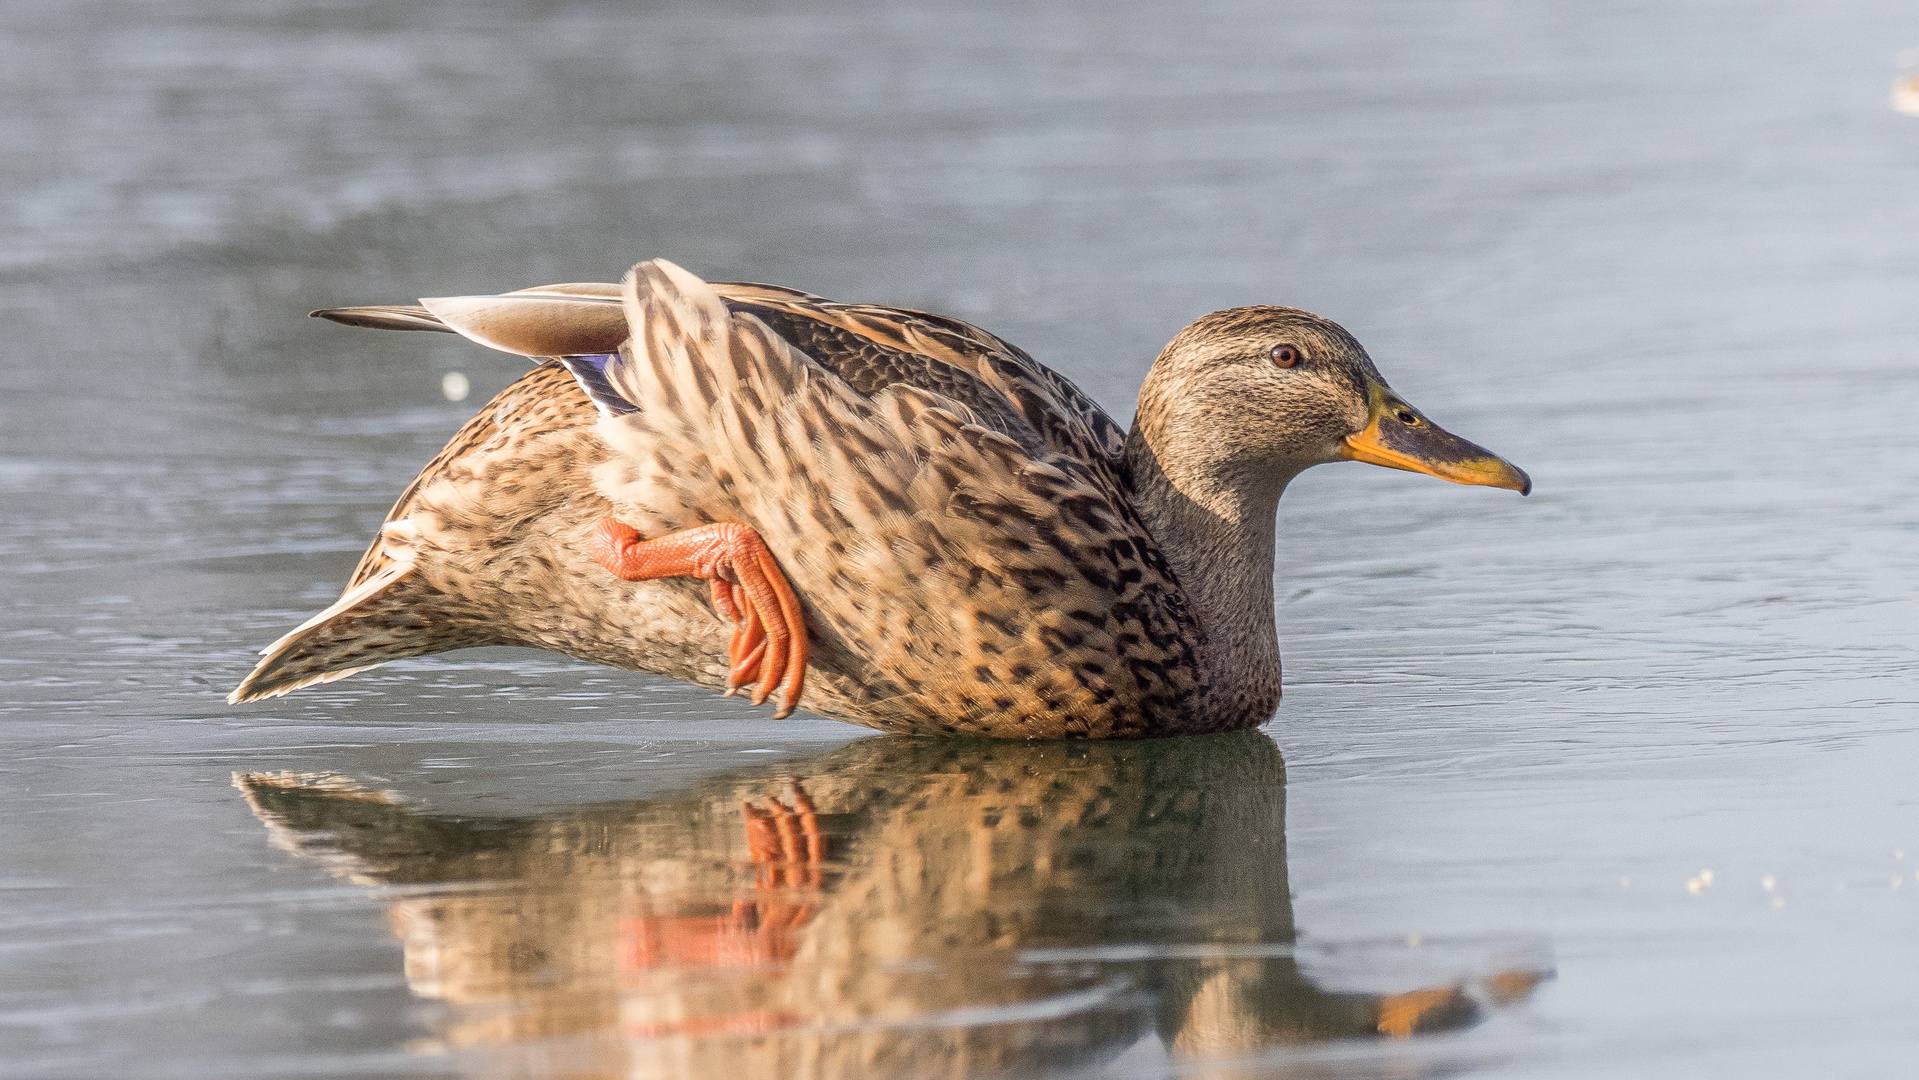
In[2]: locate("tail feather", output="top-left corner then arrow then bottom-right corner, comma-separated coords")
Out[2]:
229,362 -> 602,706
228,557 -> 484,703
311,305 -> 452,333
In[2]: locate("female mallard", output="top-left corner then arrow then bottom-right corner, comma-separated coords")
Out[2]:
230,260 -> 1527,738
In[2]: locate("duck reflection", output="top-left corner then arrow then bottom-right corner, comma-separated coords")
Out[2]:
237,732 -> 1547,1078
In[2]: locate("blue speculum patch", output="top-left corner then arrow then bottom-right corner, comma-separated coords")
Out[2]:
559,353 -> 638,417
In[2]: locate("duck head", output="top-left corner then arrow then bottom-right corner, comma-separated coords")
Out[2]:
1131,306 -> 1530,515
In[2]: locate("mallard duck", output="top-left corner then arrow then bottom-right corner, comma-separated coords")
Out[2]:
230,260 -> 1527,737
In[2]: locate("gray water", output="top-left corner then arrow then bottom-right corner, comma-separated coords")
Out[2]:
3,0 -> 1917,1076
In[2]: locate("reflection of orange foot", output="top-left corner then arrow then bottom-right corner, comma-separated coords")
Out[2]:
1375,986 -> 1477,1037
592,519 -> 807,717
618,782 -> 827,975
743,783 -> 823,887
737,783 -> 824,943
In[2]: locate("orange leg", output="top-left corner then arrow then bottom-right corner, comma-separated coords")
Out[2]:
592,520 -> 808,718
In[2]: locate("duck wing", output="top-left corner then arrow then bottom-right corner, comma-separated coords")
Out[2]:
571,260 -> 1199,737
714,293 -> 1129,475
315,280 -> 1128,477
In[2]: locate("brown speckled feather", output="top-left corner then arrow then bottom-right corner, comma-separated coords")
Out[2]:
234,363 -> 807,707
585,261 -> 1205,737
721,293 -> 1130,473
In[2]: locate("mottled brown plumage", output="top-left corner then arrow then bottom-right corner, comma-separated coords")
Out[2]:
230,260 -> 1529,737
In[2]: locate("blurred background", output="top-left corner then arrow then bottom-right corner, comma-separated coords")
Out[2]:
2,0 -> 1916,1077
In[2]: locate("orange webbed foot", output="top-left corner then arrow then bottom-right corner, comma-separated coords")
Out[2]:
591,519 -> 808,717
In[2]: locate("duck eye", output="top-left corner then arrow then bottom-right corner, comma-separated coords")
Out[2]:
1270,344 -> 1301,368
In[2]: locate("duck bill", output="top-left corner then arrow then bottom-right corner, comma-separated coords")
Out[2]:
1339,386 -> 1532,494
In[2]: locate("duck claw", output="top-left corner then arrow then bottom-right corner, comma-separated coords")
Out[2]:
592,518 -> 808,717
731,639 -> 767,695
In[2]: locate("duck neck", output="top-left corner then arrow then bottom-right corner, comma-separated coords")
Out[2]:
1124,427 -> 1292,729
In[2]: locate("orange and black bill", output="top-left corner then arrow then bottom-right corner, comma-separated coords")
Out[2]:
1340,384 -> 1531,494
